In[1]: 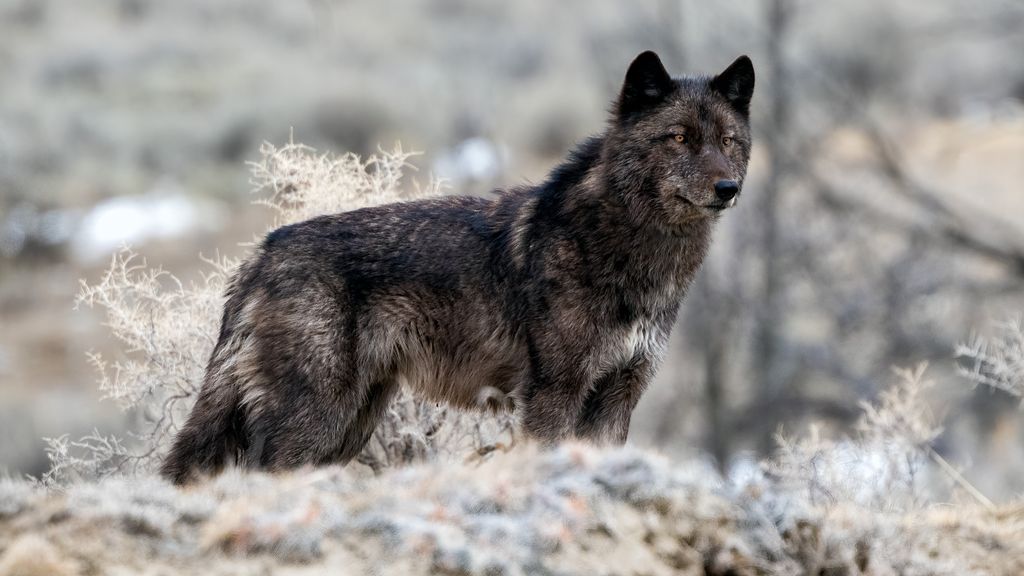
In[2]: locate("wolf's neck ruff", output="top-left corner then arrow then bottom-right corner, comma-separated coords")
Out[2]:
161,51 -> 754,484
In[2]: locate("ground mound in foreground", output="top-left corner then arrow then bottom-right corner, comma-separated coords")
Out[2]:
1,445 -> 1021,575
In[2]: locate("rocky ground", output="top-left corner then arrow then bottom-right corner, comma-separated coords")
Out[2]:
1,444 -> 1021,576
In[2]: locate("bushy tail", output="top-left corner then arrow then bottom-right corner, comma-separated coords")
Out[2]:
160,361 -> 244,485
162,258 -> 263,485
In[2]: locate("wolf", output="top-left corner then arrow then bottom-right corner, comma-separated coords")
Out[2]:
161,51 -> 754,484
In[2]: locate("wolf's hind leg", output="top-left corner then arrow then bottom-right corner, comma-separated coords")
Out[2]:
324,377 -> 399,465
242,385 -> 352,470
237,290 -> 361,470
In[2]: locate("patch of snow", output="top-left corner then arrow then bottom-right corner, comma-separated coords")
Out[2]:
433,137 -> 505,188
71,181 -> 226,263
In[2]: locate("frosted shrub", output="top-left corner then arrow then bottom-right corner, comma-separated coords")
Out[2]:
249,140 -> 426,224
71,251 -> 234,477
956,315 -> 1024,402
41,431 -> 131,487
766,364 -> 995,511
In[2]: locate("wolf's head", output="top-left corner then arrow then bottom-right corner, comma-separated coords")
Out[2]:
604,51 -> 754,232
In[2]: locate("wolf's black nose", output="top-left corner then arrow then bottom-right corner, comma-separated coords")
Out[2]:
714,180 -> 739,202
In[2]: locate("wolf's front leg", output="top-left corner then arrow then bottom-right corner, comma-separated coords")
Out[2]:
574,355 -> 655,444
520,341 -> 596,444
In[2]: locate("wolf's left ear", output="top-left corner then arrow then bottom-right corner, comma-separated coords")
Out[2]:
711,55 -> 755,117
617,51 -> 674,120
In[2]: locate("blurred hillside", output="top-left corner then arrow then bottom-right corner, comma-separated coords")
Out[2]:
0,0 -> 1023,502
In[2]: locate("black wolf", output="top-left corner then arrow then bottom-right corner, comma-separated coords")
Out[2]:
162,51 -> 754,484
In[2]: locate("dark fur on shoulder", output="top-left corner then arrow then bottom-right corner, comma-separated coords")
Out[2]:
161,51 -> 755,484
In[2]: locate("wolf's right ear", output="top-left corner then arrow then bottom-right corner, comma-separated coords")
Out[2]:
711,55 -> 755,117
617,51 -> 673,120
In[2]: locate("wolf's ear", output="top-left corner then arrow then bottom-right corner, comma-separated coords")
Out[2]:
711,55 -> 755,117
617,51 -> 673,120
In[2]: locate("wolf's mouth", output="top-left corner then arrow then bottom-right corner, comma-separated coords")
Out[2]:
675,195 -> 736,211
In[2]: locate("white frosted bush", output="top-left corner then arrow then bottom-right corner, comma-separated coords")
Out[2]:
957,316 -> 1024,402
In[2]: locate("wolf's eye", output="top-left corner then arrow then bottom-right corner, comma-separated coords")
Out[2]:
673,134 -> 687,144
722,136 -> 734,147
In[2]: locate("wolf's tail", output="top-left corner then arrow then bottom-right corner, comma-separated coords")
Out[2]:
160,342 -> 245,486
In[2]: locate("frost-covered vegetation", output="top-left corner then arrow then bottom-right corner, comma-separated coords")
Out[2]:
2,443 -> 1023,575
958,317 -> 1024,403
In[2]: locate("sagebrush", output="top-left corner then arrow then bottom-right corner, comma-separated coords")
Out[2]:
956,315 -> 1024,403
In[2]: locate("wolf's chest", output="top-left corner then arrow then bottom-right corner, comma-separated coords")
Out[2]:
588,313 -> 668,379
620,317 -> 664,360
